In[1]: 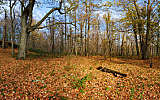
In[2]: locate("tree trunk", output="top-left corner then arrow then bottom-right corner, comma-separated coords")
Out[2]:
80,23 -> 83,56
96,30 -> 99,55
84,19 -> 87,56
103,37 -> 106,59
10,11 -> 15,57
156,32 -> 159,56
144,0 -> 151,59
96,18 -> 100,55
133,24 -> 139,57
64,7 -> 67,54
18,16 -> 28,59
51,18 -> 55,55
74,10 -> 77,55
17,0 -> 65,59
2,10 -> 7,49
69,25 -> 72,54
60,25 -> 64,55
87,0 -> 91,56
134,0 -> 147,59
141,44 -> 148,59
9,0 -> 16,57
140,0 -> 151,60
138,21 -> 147,60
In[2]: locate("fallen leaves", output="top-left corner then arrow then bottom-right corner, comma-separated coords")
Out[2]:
0,48 -> 160,99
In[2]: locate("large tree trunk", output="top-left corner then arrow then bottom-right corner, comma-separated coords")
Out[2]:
144,0 -> 151,59
138,22 -> 147,59
140,0 -> 151,60
18,16 -> 28,59
17,0 -> 35,59
134,0 -> 146,59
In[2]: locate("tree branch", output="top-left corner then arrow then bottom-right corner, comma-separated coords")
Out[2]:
30,0 -> 65,32
10,0 -> 17,8
27,0 -> 35,29
133,0 -> 140,18
36,22 -> 74,29
18,0 -> 24,8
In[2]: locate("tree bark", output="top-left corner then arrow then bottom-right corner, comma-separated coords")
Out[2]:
80,22 -> 83,55
64,6 -> 67,54
156,30 -> 160,56
18,15 -> 28,59
144,0 -> 151,59
60,25 -> 64,55
133,24 -> 140,57
133,0 -> 146,59
9,0 -> 17,57
96,19 -> 99,55
74,10 -> 77,55
84,19 -> 87,56
69,25 -> 73,54
2,10 -> 7,49
51,17 -> 55,55
10,8 -> 15,57
87,0 -> 91,56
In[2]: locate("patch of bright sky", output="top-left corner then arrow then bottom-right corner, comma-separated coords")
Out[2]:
32,0 -> 125,34
33,0 -> 56,24
33,0 -> 124,22
0,0 -> 124,32
94,0 -> 124,20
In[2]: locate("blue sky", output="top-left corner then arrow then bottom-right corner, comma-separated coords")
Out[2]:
0,0 -> 123,23
32,0 -> 123,31
0,0 -> 123,33
33,0 -> 123,20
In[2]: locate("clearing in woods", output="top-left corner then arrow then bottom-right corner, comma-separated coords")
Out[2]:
0,48 -> 160,99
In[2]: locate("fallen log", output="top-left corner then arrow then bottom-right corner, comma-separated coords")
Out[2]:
97,66 -> 127,77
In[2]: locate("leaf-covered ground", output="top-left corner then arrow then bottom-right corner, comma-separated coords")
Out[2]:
0,48 -> 160,99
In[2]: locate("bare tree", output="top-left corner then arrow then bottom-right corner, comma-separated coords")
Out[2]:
2,8 -> 7,49
9,0 -> 17,56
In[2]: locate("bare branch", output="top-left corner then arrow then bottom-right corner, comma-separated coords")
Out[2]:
36,22 -> 74,29
30,0 -> 65,31
18,0 -> 24,8
11,0 -> 17,8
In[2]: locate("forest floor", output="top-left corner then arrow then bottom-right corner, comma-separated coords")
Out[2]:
0,48 -> 160,100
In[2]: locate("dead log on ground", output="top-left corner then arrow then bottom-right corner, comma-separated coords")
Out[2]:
97,66 -> 127,77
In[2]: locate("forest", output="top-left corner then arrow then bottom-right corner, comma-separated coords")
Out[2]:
0,0 -> 160,99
